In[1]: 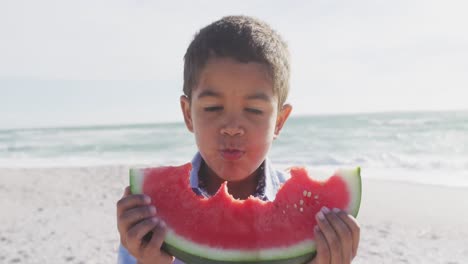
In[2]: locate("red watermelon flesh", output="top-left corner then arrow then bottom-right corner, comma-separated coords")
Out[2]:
130,163 -> 361,263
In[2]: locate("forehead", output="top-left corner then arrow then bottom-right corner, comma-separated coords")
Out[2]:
193,57 -> 274,98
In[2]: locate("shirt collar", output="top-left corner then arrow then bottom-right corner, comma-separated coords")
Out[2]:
189,152 -> 283,201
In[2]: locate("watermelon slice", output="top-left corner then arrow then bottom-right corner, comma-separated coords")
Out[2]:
130,164 -> 361,264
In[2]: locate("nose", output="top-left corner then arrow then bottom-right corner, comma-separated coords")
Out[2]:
220,124 -> 245,137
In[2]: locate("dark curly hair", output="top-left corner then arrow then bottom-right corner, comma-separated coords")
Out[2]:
183,15 -> 290,108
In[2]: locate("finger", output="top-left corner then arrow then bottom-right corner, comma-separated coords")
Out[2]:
335,209 -> 360,258
117,193 -> 152,218
127,217 -> 160,243
117,186 -> 132,219
119,205 -> 157,232
126,218 -> 160,257
148,219 -> 167,249
148,220 -> 174,264
316,207 -> 342,264
326,208 -> 353,263
123,186 -> 131,197
311,226 -> 330,264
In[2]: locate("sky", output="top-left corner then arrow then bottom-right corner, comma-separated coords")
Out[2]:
1,0 -> 467,129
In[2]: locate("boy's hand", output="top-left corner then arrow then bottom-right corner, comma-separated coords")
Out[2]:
310,207 -> 360,264
117,186 -> 174,264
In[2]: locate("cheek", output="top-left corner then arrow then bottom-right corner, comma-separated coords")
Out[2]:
260,108 -> 279,135
248,121 -> 276,148
192,120 -> 217,150
191,109 -> 212,132
194,127 -> 212,145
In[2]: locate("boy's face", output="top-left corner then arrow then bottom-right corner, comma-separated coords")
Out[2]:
181,57 -> 292,182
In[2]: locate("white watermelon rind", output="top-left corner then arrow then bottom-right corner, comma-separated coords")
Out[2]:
337,167 -> 362,216
130,169 -> 144,194
129,167 -> 361,263
163,242 -> 315,264
165,232 -> 316,262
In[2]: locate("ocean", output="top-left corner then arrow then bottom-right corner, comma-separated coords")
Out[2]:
1,110 -> 467,187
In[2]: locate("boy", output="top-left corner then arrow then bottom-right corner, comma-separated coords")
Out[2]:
116,15 -> 360,264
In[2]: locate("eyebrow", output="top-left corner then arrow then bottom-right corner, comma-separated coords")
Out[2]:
197,89 -> 271,102
197,89 -> 221,99
245,92 -> 271,102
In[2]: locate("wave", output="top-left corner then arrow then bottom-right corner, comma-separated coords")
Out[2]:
1,110 -> 467,186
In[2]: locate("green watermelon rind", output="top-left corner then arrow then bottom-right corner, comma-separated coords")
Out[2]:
129,167 -> 361,263
336,167 -> 362,216
164,230 -> 316,262
130,169 -> 144,195
163,242 -> 316,264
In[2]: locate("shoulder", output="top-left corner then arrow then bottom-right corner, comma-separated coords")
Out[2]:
272,167 -> 290,184
263,158 -> 291,200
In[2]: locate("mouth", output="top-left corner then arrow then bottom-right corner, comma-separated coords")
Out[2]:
220,149 -> 245,161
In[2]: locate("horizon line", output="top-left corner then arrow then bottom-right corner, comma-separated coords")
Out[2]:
1,108 -> 467,132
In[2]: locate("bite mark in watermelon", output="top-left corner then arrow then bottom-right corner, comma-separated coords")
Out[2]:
130,164 -> 361,264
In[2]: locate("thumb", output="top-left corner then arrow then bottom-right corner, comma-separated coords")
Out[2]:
122,186 -> 131,198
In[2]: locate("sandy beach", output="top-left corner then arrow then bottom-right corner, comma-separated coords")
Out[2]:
1,166 -> 467,264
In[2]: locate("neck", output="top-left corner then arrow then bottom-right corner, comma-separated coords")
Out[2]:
200,162 -> 261,200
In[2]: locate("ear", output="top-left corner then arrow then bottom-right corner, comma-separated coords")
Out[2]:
180,95 -> 194,132
274,104 -> 292,139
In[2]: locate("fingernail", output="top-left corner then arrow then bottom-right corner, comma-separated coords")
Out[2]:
159,220 -> 167,229
321,206 -> 330,214
151,217 -> 159,223
332,208 -> 340,213
150,206 -> 157,215
144,196 -> 151,204
316,211 -> 325,221
314,226 -> 320,233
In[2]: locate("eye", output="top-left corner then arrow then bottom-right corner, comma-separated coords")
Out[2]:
204,106 -> 223,112
245,108 -> 263,115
